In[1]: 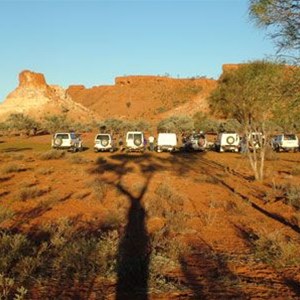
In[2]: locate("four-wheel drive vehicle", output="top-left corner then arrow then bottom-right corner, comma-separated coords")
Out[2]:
157,133 -> 177,152
183,133 -> 207,151
271,134 -> 299,152
52,132 -> 83,152
240,132 -> 264,152
215,133 -> 240,152
94,133 -> 115,152
125,131 -> 145,152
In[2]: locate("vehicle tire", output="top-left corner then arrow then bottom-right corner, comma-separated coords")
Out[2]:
226,136 -> 235,145
54,137 -> 63,147
134,138 -> 142,146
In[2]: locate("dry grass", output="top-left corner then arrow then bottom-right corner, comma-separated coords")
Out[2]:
254,230 -> 300,268
1,164 -> 27,174
39,150 -> 66,160
15,187 -> 50,202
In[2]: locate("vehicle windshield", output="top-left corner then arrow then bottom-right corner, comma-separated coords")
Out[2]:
56,134 -> 69,139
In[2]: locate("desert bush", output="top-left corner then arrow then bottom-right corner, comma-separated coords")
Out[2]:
98,118 -> 125,134
39,150 -> 66,160
193,111 -> 219,133
86,178 -> 108,202
42,115 -> 71,133
15,187 -> 50,202
286,186 -> 300,210
149,228 -> 189,292
254,230 -> 300,268
155,183 -> 184,207
157,115 -> 194,134
264,145 -> 279,161
0,273 -> 27,300
0,206 -> 15,224
36,167 -> 54,175
68,154 -> 90,164
6,113 -> 40,136
1,164 -> 26,174
291,165 -> 300,176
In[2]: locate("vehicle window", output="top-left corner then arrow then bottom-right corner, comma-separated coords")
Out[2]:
285,134 -> 296,140
56,134 -> 69,139
128,134 -> 133,140
134,134 -> 142,140
96,135 -> 109,140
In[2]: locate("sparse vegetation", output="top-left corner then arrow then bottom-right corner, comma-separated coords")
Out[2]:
39,150 -> 66,160
87,178 -> 108,202
1,164 -> 26,174
253,230 -> 300,268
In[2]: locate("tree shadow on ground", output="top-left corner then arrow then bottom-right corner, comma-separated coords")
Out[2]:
1,147 -> 32,152
90,152 -> 211,298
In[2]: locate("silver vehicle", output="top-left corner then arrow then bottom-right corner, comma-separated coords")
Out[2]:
52,132 -> 83,152
183,133 -> 207,151
125,131 -> 145,152
94,133 -> 115,152
215,132 -> 240,153
271,134 -> 299,152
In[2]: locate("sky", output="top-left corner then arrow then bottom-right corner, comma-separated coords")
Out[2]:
0,0 -> 276,102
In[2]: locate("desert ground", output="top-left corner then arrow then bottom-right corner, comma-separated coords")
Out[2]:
1,133 -> 300,299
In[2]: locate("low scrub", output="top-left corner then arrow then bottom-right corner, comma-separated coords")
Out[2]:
86,178 -> 108,202
39,150 -> 66,160
1,164 -> 26,174
254,230 -> 300,268
15,187 -> 50,202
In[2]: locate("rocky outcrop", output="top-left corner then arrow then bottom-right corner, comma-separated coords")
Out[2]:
67,75 -> 217,120
0,70 -> 96,121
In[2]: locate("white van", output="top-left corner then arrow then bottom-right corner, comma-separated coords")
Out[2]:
125,131 -> 145,152
94,133 -> 115,152
272,134 -> 299,152
157,133 -> 177,152
215,132 -> 240,153
52,132 -> 83,152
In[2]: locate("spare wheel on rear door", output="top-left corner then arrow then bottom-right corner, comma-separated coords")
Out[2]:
226,136 -> 235,145
134,136 -> 142,146
101,139 -> 109,146
54,137 -> 63,147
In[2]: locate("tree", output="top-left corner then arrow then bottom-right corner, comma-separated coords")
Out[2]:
157,115 -> 194,134
43,115 -> 70,133
249,0 -> 300,60
6,113 -> 39,136
209,61 -> 300,180
193,111 -> 220,133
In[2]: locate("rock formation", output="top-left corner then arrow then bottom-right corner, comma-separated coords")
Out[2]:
0,70 -> 96,121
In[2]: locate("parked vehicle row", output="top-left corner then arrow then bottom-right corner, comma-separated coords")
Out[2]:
51,131 -> 300,153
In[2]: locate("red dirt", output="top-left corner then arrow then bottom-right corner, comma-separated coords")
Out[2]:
0,134 -> 300,298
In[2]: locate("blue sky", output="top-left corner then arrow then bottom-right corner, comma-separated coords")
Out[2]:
0,0 -> 275,102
